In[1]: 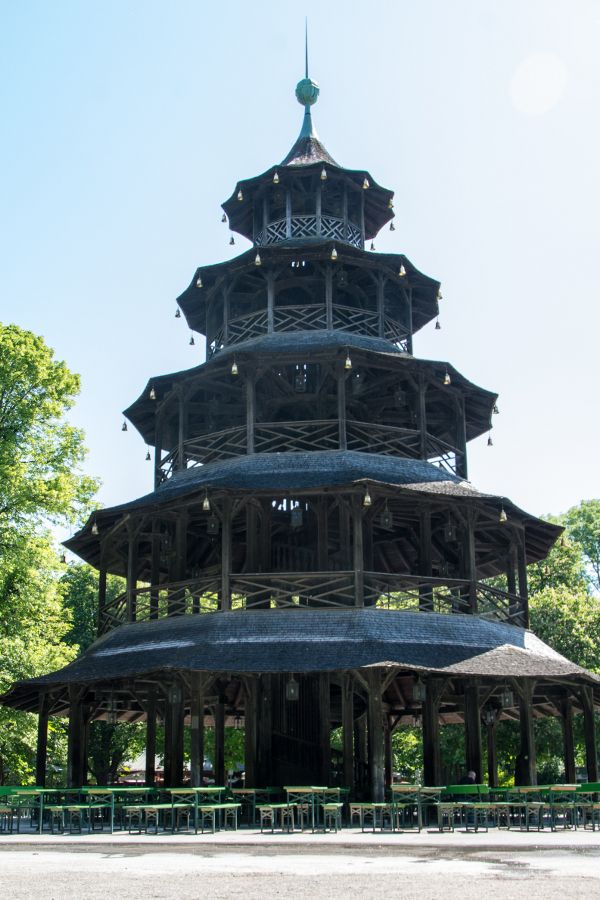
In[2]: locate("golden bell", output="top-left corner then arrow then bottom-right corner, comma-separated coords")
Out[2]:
196,276 -> 203,288
255,253 -> 262,266
321,167 -> 327,181
237,189 -> 243,201
331,247 -> 338,261
399,265 -> 407,277
273,172 -> 279,184
363,178 -> 370,190
231,359 -> 239,376
443,371 -> 451,386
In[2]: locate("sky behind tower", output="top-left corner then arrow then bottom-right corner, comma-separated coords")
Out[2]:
0,0 -> 598,545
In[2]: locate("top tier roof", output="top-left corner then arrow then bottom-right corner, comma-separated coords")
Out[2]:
222,74 -> 394,242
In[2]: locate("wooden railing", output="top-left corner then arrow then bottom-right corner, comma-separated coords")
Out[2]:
254,214 -> 363,248
159,421 -> 465,476
208,304 -> 409,357
98,571 -> 526,635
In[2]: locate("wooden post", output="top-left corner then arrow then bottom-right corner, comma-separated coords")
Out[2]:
376,274 -> 385,338
463,682 -> 482,781
285,189 -> 292,239
164,680 -> 184,787
417,376 -> 428,459
154,417 -> 163,490
337,367 -> 347,450
422,677 -> 445,786
456,396 -> 468,480
486,714 -> 498,788
384,716 -> 393,791
36,693 -> 49,787
97,562 -> 107,636
150,519 -> 160,619
581,686 -> 599,783
246,375 -> 255,454
221,497 -> 232,610
189,674 -> 205,787
516,680 -> 537,785
214,694 -> 226,787
406,287 -> 414,355
465,511 -> 478,614
222,286 -> 230,345
316,182 -> 322,236
354,713 -> 368,797
342,674 -> 354,790
419,505 -> 433,611
366,669 -> 385,801
316,499 -> 329,571
257,675 -> 272,786
319,673 -> 331,785
126,525 -> 138,622
560,696 -> 576,785
267,273 -> 275,334
177,388 -> 186,471
325,265 -> 333,329
67,686 -> 85,787
244,677 -> 257,788
517,536 -> 529,628
145,690 -> 157,787
352,495 -> 364,607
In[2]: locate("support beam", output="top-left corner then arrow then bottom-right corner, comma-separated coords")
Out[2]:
560,696 -> 576,785
164,680 -> 184,787
464,682 -> 482,781
257,675 -> 272,787
67,687 -> 86,788
517,537 -> 529,627
337,367 -> 347,450
581,686 -> 599,783
422,677 -> 445,786
384,717 -> 393,791
245,375 -> 255,454
189,674 -> 205,787
220,497 -> 232,610
516,680 -> 536,785
319,673 -> 331,785
341,674 -> 354,791
244,677 -> 257,788
35,694 -> 49,788
126,526 -> 138,623
366,669 -> 385,801
214,693 -> 226,787
352,496 -> 364,607
145,690 -> 157,787
486,714 -> 498,788
419,505 -> 433,611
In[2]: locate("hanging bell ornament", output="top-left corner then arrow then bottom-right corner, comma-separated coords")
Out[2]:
229,236 -> 235,246
399,265 -> 407,277
175,308 -> 181,318
221,213 -> 227,223
363,178 -> 370,190
321,167 -> 327,181
255,252 -> 262,266
331,247 -> 338,261
435,319 -> 441,330
273,171 -> 279,184
189,335 -> 195,346
237,189 -> 243,201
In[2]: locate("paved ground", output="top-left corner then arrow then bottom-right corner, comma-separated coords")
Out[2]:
2,832 -> 600,899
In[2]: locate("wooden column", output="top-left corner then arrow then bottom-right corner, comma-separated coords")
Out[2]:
177,388 -> 186,471
516,680 -> 536,785
67,687 -> 85,787
316,183 -> 322,235
354,713 -> 368,797
325,265 -> 333,329
456,396 -> 468,480
486,713 -> 499,788
419,505 -> 433,611
366,669 -> 385,801
245,375 -> 255,454
126,526 -> 138,622
316,499 -> 328,570
560,696 -> 576,785
150,519 -> 160,619
422,677 -> 444,786
417,376 -> 427,459
319,673 -> 331,785
244,677 -> 258,788
384,717 -> 393,791
406,287 -> 414,355
36,693 -> 49,787
352,496 -> 364,607
337,367 -> 347,450
581,686 -> 599,783
465,511 -> 478,614
376,274 -> 385,338
153,417 -> 163,489
267,273 -> 275,334
145,689 -> 157,787
517,536 -> 529,627
214,694 -> 226,786
164,680 -> 184,787
220,497 -> 232,610
189,674 -> 205,787
97,562 -> 107,636
341,674 -> 354,790
222,286 -> 230,345
257,675 -> 272,787
463,682 -> 482,781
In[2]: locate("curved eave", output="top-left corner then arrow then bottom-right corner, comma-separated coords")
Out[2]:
176,242 -> 439,336
222,162 -> 394,242
64,450 -> 561,568
2,609 -> 596,712
123,341 -> 496,446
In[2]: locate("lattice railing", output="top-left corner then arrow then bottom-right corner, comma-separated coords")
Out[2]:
273,305 -> 328,332
346,421 -> 422,457
99,571 -> 525,634
254,420 -> 339,454
255,215 -> 363,248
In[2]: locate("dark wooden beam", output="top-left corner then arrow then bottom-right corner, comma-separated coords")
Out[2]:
189,674 -> 205,787
342,673 -> 354,791
581,686 -> 599,782
35,693 -> 49,788
560,696 -> 576,784
319,673 -> 331,785
145,689 -> 157,787
464,681 -> 482,780
366,669 -> 385,801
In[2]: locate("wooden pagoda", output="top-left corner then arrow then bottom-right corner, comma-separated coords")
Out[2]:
2,70 -> 599,795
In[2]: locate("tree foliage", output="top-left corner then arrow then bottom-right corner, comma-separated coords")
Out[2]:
564,499 -> 600,593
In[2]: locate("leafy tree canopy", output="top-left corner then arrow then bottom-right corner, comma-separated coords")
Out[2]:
563,499 -> 600,593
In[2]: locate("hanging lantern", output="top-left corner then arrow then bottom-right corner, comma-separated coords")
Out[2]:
202,493 -> 211,512
229,236 -> 235,246
331,247 -> 338,261
499,506 -> 508,523
443,371 -> 451,386
91,520 -> 99,536
207,515 -> 219,535
435,319 -> 441,330
362,178 -> 370,190
286,675 -> 299,702
196,276 -> 203,288
344,350 -> 352,371
487,434 -> 493,446
290,506 -> 303,528
121,421 -> 128,432
107,696 -> 118,727
398,265 -> 407,277
413,678 -> 427,703
145,449 -> 151,461
149,386 -> 156,400
444,522 -> 457,542
189,334 -> 195,346
221,213 -> 227,223
320,167 -> 327,181
389,222 -> 395,231
380,503 -> 393,530
231,358 -> 239,376
273,171 -> 280,184
175,308 -> 181,318
255,252 -> 262,266
363,486 -> 372,508
500,688 -> 514,708
237,189 -> 243,201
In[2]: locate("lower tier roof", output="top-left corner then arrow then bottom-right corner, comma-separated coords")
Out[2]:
2,609 -> 597,712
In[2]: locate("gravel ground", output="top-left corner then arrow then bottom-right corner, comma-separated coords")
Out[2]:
1,845 -> 600,899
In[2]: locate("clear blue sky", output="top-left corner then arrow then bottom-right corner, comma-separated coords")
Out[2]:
1,0 -> 598,545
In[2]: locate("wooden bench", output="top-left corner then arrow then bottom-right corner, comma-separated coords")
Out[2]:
198,802 -> 241,834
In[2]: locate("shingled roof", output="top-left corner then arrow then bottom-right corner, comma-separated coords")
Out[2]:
2,609 -> 597,711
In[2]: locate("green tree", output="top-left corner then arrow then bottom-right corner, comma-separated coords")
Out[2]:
0,324 -> 97,783
564,499 -> 600,593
